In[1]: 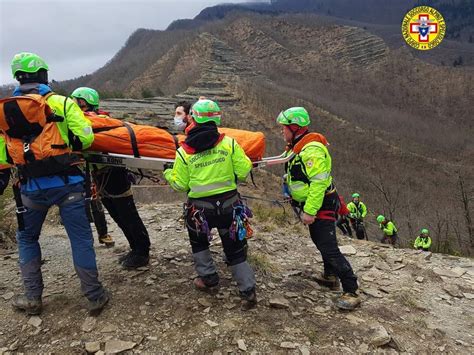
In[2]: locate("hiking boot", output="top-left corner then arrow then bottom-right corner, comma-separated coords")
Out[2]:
88,289 -> 110,316
118,251 -> 133,264
312,272 -> 341,291
335,292 -> 361,311
193,276 -> 219,293
98,234 -> 115,248
12,294 -> 42,315
121,254 -> 149,269
240,288 -> 257,311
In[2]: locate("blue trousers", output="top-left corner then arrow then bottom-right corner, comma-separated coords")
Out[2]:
17,182 -> 104,301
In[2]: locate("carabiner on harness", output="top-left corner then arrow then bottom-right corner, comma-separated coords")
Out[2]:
184,203 -> 212,242
229,203 -> 253,241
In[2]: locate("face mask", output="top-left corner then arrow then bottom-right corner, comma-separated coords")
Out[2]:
174,116 -> 186,131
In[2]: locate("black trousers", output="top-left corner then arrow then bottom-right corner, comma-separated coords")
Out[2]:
187,207 -> 248,266
336,215 -> 352,237
95,167 -> 150,256
301,192 -> 358,293
381,233 -> 398,246
91,199 -> 108,237
309,212 -> 358,294
350,219 -> 366,240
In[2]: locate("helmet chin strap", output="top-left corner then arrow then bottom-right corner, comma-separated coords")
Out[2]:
289,125 -> 307,144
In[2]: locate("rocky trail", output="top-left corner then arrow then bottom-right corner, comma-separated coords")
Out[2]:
0,193 -> 473,354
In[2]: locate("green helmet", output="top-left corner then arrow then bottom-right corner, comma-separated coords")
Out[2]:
352,193 -> 360,198
421,228 -> 429,235
377,215 -> 385,223
191,99 -> 221,125
11,52 -> 49,78
276,107 -> 310,127
71,87 -> 100,109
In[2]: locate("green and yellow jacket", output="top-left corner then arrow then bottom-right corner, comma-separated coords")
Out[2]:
380,221 -> 397,236
164,135 -> 251,198
285,133 -> 332,216
347,201 -> 367,219
414,235 -> 432,250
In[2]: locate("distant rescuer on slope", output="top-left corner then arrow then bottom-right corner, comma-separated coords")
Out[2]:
71,87 -> 151,269
414,228 -> 432,251
347,192 -> 368,240
164,99 -> 257,310
377,215 -> 398,246
0,53 -> 109,315
277,107 -> 361,310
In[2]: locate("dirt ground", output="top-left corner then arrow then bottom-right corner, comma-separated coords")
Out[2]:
0,202 -> 473,354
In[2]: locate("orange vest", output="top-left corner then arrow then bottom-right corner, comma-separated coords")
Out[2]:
290,132 -> 329,154
0,94 -> 80,177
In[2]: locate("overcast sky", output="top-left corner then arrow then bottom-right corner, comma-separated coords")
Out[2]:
0,0 -> 256,85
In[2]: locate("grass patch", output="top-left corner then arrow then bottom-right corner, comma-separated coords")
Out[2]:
252,202 -> 289,226
397,290 -> 419,309
413,316 -> 428,328
304,329 -> 318,343
248,250 -> 278,275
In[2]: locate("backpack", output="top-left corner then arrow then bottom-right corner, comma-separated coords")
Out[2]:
0,94 -> 82,178
337,195 -> 350,216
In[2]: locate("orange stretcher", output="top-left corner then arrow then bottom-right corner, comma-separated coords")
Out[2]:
85,114 -> 292,170
88,114 -> 265,161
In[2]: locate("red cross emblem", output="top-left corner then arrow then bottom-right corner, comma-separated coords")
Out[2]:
410,14 -> 438,42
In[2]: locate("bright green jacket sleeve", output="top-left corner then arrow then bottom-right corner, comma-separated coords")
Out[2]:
231,140 -> 252,182
422,237 -> 432,249
360,202 -> 367,218
300,145 -> 332,216
425,237 -> 432,249
164,149 -> 189,192
382,221 -> 397,236
47,95 -> 94,150
414,236 -> 422,249
0,135 -> 7,165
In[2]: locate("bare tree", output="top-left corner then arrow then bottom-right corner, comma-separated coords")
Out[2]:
370,174 -> 401,221
457,173 -> 473,249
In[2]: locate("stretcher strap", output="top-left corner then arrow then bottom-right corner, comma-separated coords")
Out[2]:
92,125 -> 123,133
123,122 -> 140,158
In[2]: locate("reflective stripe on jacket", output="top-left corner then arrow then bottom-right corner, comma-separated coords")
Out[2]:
286,140 -> 332,216
164,135 -> 251,198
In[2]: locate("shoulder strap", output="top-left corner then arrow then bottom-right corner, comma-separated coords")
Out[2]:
293,132 -> 329,154
176,148 -> 188,166
44,92 -> 55,100
123,122 -> 140,158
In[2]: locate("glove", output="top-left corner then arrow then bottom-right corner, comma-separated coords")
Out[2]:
163,162 -> 174,170
127,171 -> 137,185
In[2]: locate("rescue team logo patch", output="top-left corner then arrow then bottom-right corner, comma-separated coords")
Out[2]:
402,6 -> 446,50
